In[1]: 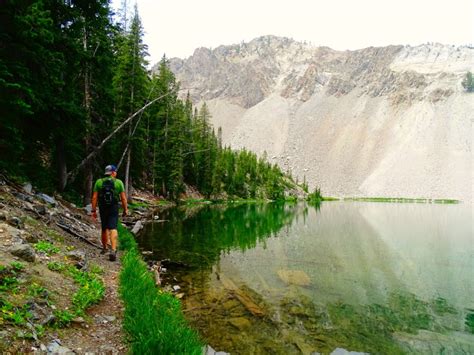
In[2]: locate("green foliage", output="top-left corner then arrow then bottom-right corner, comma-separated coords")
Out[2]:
462,71 -> 474,92
0,298 -> 31,326
306,186 -> 322,203
47,261 -> 65,272
0,263 -> 23,292
27,283 -> 47,298
53,309 -> 75,328
34,241 -> 60,255
51,264 -> 105,327
66,265 -> 105,316
118,224 -> 203,353
466,312 -> 474,334
9,262 -> 25,272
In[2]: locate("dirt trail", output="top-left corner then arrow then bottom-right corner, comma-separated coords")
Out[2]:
0,176 -> 127,354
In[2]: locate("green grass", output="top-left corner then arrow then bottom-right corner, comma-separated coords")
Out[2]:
118,224 -> 203,354
322,197 -> 340,201
343,197 -> 459,204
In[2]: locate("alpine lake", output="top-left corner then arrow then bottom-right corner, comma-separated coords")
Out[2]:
136,201 -> 474,354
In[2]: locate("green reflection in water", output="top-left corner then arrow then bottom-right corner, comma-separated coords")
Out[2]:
138,202 -> 474,354
138,202 -> 303,268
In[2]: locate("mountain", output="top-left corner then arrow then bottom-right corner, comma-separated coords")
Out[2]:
164,36 -> 473,202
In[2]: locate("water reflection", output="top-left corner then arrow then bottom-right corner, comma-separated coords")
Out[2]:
138,202 -> 474,353
138,202 -> 303,267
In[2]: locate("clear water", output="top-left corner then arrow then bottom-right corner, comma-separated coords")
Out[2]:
137,202 -> 474,354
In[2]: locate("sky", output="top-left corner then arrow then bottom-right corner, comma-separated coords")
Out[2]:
112,0 -> 474,65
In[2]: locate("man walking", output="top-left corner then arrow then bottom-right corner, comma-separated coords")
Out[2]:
91,164 -> 128,261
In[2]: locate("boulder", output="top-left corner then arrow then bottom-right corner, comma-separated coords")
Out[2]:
9,244 -> 36,262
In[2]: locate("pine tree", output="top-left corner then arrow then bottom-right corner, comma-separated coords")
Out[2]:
112,4 -> 149,198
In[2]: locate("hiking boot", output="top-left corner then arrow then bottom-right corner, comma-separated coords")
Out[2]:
109,250 -> 117,262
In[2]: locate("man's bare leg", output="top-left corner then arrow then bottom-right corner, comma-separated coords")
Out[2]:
101,229 -> 109,252
110,229 -> 118,252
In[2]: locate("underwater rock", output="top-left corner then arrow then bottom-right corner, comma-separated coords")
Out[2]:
277,270 -> 311,286
229,317 -> 251,330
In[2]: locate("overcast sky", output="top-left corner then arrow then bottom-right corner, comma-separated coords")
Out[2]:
112,0 -> 473,65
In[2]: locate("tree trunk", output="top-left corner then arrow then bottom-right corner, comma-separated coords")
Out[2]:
125,145 -> 131,201
66,94 -> 168,185
83,26 -> 93,206
57,136 -> 67,191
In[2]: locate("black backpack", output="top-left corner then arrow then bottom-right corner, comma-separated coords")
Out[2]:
99,178 -> 116,207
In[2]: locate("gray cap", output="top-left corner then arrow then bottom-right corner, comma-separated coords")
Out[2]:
104,165 -> 117,175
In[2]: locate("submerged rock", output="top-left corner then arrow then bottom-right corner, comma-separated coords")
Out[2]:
277,270 -> 311,286
229,317 -> 251,330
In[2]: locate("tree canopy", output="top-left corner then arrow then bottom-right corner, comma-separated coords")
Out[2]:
0,0 -> 297,203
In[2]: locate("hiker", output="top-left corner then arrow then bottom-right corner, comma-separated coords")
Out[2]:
91,164 -> 128,261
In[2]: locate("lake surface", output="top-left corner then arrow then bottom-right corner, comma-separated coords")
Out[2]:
137,202 -> 474,354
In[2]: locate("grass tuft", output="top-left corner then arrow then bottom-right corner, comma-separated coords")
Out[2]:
118,224 -> 203,354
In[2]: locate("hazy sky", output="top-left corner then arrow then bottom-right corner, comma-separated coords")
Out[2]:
112,0 -> 473,65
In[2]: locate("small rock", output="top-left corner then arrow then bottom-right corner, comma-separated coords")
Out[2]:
9,244 -> 36,262
131,220 -> 143,234
0,211 -> 7,221
0,330 -> 9,339
84,204 -> 92,214
34,205 -> 47,215
103,315 -> 116,322
25,232 -> 39,243
72,317 -> 85,324
23,182 -> 33,194
47,340 -> 74,354
8,216 -> 24,229
40,344 -> 47,351
36,193 -> 57,207
16,330 -> 25,338
154,215 -> 159,220
176,293 -> 185,299
13,192 -> 34,203
41,314 -> 56,325
172,285 -> 181,291
66,250 -> 86,263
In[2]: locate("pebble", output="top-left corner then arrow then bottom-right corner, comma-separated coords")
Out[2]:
173,285 -> 181,291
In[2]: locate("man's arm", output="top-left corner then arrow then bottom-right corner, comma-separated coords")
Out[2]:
120,192 -> 128,217
91,191 -> 98,219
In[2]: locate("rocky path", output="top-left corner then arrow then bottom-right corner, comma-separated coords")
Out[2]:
0,176 -> 127,354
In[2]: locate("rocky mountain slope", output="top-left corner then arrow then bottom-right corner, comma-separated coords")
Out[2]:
167,36 -> 473,202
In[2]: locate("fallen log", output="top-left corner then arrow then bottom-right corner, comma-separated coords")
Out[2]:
56,222 -> 101,249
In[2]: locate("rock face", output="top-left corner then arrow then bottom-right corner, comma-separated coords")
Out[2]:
165,36 -> 473,201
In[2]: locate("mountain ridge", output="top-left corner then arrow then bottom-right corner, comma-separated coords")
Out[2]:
160,36 -> 473,201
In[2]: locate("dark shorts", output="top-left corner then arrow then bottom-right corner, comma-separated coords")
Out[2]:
99,205 -> 119,230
